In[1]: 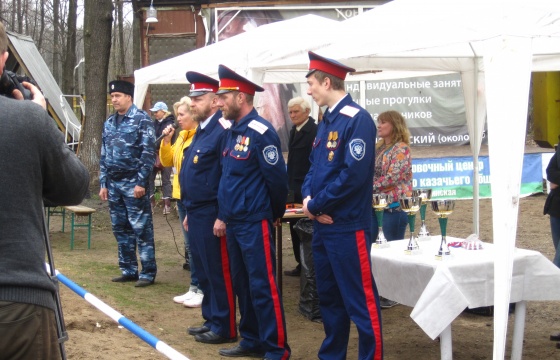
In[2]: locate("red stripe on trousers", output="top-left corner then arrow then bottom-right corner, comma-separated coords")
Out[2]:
220,235 -> 237,337
355,229 -> 383,360
261,219 -> 287,349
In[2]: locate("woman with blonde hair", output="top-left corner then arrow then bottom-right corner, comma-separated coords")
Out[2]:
372,110 -> 413,308
372,110 -> 413,242
159,97 -> 203,308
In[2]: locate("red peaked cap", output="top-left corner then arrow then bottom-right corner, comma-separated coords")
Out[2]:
186,71 -> 219,97
217,64 -> 264,96
306,51 -> 355,80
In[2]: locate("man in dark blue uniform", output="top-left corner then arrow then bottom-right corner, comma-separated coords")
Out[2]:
177,72 -> 237,344
301,52 -> 383,360
216,65 -> 290,360
99,80 -> 157,287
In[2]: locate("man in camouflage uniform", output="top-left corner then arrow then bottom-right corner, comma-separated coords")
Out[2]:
99,80 -> 157,287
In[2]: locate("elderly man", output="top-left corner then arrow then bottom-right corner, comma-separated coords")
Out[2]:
99,80 -> 157,287
284,96 -> 317,277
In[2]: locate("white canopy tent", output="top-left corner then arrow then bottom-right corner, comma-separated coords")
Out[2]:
134,12 -> 448,109
133,14 -> 344,107
250,1 -> 560,358
133,1 -> 560,357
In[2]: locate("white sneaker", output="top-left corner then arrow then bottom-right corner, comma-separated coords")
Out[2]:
183,292 -> 204,308
173,290 -> 196,304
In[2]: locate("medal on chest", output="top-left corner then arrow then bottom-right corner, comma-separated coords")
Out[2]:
193,155 -> 198,164
326,131 -> 339,161
234,135 -> 242,151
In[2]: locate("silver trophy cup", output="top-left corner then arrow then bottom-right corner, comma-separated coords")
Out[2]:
399,196 -> 422,254
412,188 -> 432,240
431,199 -> 455,259
372,194 -> 389,248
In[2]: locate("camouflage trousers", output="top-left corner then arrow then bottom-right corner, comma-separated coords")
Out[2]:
107,178 -> 157,281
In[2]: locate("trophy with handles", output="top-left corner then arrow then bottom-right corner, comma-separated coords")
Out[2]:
412,188 -> 433,240
431,199 -> 456,259
372,194 -> 389,248
399,196 -> 422,255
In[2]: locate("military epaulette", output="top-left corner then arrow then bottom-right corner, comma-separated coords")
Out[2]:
340,105 -> 359,118
248,120 -> 268,134
219,117 -> 232,129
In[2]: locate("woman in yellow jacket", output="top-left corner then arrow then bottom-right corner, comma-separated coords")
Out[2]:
159,96 -> 203,307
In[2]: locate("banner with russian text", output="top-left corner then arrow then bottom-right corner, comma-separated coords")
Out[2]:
412,153 -> 543,199
347,73 -> 484,146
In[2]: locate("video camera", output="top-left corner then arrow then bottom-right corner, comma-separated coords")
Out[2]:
0,69 -> 33,100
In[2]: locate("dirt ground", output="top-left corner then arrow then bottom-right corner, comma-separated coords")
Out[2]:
49,144 -> 560,360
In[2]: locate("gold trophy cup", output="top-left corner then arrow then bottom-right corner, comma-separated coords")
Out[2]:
372,194 -> 389,248
399,196 -> 422,255
431,199 -> 455,260
412,188 -> 433,240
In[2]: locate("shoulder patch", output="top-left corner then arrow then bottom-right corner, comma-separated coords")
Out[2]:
340,105 -> 360,118
263,145 -> 279,165
248,120 -> 268,135
349,139 -> 366,161
219,117 -> 232,129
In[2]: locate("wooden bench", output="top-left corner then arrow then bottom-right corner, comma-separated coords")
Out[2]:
64,205 -> 96,250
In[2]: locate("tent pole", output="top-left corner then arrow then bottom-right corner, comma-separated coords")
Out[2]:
471,53 -> 480,236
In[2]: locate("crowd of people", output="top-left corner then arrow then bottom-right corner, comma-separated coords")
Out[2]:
2,11 -> 420,354
97,51 -> 414,360
4,9 -> 560,356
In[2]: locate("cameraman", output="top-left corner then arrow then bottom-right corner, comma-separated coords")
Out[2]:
0,22 -> 89,360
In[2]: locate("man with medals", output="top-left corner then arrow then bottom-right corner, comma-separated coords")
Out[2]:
176,72 -> 237,344
301,52 -> 383,360
215,65 -> 290,360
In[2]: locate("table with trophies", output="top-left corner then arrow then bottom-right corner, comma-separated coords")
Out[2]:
371,189 -> 560,360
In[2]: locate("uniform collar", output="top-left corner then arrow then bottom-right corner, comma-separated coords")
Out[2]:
123,103 -> 139,118
323,94 -> 353,123
200,110 -> 222,132
231,108 -> 259,133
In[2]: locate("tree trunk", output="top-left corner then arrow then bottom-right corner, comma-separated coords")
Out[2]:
82,0 -> 113,193
62,0 -> 77,95
131,0 -> 141,71
117,0 -> 125,75
16,0 -> 22,33
52,0 -> 60,83
23,0 -> 29,35
37,0 -> 44,50
10,0 -> 15,30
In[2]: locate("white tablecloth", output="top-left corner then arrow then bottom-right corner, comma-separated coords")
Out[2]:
370,236 -> 560,339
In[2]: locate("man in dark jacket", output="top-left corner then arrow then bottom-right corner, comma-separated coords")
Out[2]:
285,96 -> 317,277
0,21 -> 89,358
